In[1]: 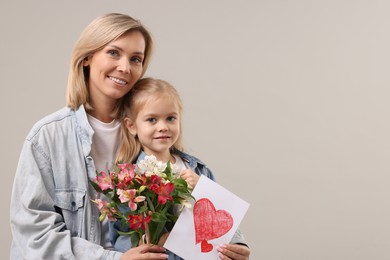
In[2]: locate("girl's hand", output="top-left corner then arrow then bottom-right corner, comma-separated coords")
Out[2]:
217,244 -> 250,260
120,244 -> 168,260
179,169 -> 200,188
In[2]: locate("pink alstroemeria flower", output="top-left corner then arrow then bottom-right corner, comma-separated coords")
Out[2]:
117,189 -> 146,211
150,182 -> 174,205
92,199 -> 117,221
117,163 -> 135,182
94,171 -> 113,191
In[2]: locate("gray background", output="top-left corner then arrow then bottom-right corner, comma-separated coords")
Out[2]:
2,1 -> 390,259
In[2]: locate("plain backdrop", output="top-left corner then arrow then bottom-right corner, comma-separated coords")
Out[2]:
2,1 -> 390,259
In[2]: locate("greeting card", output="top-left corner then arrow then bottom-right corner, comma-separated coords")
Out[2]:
164,175 -> 250,259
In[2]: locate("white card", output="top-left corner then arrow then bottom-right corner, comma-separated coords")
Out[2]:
164,175 -> 250,260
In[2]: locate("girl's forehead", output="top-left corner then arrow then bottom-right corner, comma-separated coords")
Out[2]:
143,93 -> 177,106
138,96 -> 180,113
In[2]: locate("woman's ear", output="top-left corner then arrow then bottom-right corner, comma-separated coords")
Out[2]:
124,117 -> 137,136
83,55 -> 91,67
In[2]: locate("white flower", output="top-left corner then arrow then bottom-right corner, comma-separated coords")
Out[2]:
181,199 -> 193,209
170,163 -> 180,175
135,155 -> 167,177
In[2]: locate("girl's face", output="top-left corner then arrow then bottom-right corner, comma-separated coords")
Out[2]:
84,30 -> 146,107
127,95 -> 180,162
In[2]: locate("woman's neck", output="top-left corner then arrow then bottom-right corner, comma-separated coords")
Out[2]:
87,101 -> 116,123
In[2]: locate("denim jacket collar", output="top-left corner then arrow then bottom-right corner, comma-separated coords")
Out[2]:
75,105 -> 94,157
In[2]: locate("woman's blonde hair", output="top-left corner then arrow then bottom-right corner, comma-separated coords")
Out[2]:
66,13 -> 153,114
116,78 -> 184,163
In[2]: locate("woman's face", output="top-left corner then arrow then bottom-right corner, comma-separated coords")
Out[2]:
84,30 -> 146,107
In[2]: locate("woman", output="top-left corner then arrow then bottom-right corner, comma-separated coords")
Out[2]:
10,13 -> 166,260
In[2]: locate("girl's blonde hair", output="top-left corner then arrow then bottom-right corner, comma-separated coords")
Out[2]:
116,78 -> 184,163
66,13 -> 153,115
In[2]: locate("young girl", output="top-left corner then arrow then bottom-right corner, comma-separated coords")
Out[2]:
111,78 -> 250,260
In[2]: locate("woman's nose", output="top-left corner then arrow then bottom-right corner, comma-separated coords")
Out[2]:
117,58 -> 130,74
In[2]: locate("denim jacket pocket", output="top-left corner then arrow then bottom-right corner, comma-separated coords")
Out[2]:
54,189 -> 86,236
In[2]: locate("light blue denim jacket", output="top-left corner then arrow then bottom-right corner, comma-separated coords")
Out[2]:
10,105 -> 122,260
111,150 -> 247,260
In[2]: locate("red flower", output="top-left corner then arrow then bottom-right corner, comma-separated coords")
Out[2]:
135,173 -> 148,186
150,182 -> 174,205
150,174 -> 162,184
128,213 -> 152,231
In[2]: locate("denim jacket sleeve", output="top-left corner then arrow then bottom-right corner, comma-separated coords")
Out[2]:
10,109 -> 122,260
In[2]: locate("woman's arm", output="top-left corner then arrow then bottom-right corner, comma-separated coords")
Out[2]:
10,139 -> 122,260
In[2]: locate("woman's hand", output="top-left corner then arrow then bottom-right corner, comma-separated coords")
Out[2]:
120,244 -> 168,260
179,169 -> 200,188
217,244 -> 250,260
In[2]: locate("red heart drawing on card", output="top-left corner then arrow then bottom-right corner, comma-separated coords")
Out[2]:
201,240 -> 213,253
193,198 -> 233,252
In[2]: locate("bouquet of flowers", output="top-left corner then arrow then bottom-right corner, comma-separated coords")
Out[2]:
90,155 -> 194,245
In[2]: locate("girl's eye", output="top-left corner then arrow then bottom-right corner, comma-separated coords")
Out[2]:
147,118 -> 156,123
167,116 -> 177,122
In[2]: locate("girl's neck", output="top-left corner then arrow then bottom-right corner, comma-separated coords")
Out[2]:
149,151 -> 176,164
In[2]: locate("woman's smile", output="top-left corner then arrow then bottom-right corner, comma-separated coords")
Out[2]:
108,75 -> 128,86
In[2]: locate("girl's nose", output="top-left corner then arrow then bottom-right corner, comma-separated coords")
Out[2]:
158,121 -> 168,132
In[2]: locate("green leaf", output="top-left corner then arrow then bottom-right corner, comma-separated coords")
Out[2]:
164,161 -> 173,178
89,179 -> 103,193
152,212 -> 168,222
138,204 -> 148,213
146,196 -> 155,212
131,232 -> 141,247
117,230 -> 138,236
148,220 -> 167,245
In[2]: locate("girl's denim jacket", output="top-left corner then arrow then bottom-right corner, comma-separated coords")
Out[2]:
110,150 -> 247,260
10,105 -> 122,260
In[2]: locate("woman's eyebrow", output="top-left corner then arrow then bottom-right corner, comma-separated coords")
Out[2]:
107,44 -> 144,55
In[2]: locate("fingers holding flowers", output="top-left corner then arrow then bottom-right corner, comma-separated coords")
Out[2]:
179,169 -> 200,188
120,244 -> 168,260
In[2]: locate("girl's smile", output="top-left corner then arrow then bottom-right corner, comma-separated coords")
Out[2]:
127,95 -> 180,162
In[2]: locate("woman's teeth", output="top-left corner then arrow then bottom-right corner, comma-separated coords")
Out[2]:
109,76 -> 127,85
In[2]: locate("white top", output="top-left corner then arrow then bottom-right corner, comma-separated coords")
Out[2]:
87,114 -> 121,250
88,114 -> 121,172
173,154 -> 187,173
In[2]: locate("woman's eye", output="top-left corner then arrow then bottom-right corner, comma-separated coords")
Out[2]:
107,50 -> 119,57
131,56 -> 143,64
